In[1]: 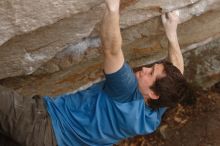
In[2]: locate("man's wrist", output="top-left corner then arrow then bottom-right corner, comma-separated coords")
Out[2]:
167,32 -> 178,43
168,37 -> 178,43
106,7 -> 119,14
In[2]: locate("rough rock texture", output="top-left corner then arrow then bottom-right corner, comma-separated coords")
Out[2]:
0,0 -> 220,81
0,0 -> 220,145
0,0 -> 103,46
1,0 -> 220,94
0,0 -> 219,97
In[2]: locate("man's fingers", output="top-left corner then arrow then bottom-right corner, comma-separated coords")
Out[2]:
174,10 -> 180,17
162,11 -> 180,25
169,11 -> 180,18
105,0 -> 120,11
170,10 -> 180,23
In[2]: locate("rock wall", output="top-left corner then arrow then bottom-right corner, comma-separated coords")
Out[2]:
0,0 -> 220,97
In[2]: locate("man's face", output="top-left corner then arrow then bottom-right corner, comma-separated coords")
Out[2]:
135,63 -> 166,99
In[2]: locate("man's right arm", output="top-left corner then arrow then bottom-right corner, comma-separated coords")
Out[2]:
101,0 -> 137,102
101,0 -> 124,75
162,11 -> 184,74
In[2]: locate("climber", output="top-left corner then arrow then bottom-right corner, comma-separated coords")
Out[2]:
0,0 -> 194,146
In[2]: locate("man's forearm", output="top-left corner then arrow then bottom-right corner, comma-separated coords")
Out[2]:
168,33 -> 184,74
101,9 -> 122,55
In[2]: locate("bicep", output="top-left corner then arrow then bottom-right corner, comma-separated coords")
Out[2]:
103,49 -> 124,74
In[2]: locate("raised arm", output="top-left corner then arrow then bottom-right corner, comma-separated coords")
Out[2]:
100,0 -> 124,74
162,11 -> 184,74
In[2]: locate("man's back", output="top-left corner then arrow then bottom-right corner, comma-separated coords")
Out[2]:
44,63 -> 166,146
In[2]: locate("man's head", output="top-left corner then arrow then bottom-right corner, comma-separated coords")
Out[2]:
134,60 -> 195,109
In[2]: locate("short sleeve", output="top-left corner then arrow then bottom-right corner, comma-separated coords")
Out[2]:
103,63 -> 138,102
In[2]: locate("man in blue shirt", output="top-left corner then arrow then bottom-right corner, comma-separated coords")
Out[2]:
0,0 -> 194,146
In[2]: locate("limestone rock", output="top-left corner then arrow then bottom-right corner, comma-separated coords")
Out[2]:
0,0 -> 103,46
0,0 -> 220,97
0,2 -> 104,79
0,0 -> 220,80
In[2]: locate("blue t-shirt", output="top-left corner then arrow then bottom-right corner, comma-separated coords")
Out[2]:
44,63 -> 166,146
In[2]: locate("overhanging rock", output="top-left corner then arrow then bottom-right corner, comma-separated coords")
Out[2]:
0,0 -> 220,80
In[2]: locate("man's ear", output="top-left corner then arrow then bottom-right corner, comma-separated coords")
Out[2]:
148,91 -> 159,100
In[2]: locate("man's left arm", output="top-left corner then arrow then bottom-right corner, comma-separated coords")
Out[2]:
162,11 -> 184,74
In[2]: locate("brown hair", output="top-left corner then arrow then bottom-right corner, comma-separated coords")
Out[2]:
134,60 -> 196,109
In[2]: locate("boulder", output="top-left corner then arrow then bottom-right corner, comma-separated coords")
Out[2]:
0,0 -> 220,96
